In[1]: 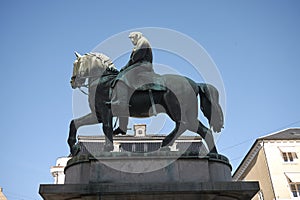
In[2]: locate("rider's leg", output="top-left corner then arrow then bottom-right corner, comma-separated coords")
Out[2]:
109,81 -> 127,105
109,81 -> 130,116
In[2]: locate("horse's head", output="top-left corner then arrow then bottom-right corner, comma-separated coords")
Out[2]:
70,52 -> 84,89
70,52 -> 116,89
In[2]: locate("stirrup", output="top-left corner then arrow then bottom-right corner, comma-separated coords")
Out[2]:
105,100 -> 120,106
106,100 -> 126,108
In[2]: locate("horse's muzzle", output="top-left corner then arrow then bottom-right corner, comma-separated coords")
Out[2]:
70,76 -> 78,89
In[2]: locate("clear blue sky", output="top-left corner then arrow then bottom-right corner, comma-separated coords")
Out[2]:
1,1 -> 300,199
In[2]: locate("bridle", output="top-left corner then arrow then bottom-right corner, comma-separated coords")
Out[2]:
78,85 -> 89,95
72,74 -> 101,96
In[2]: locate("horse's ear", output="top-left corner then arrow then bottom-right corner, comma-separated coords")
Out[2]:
74,51 -> 81,58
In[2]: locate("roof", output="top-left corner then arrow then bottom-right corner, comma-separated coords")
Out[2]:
78,134 -> 203,141
258,128 -> 300,140
76,134 -> 207,155
233,128 -> 300,180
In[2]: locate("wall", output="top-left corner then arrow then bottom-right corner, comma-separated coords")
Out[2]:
242,147 -> 274,200
264,141 -> 300,199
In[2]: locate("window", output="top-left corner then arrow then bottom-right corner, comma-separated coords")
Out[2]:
138,130 -> 143,135
282,152 -> 298,162
258,190 -> 264,200
279,146 -> 298,162
132,144 -> 136,152
290,183 -> 300,197
285,173 -> 300,198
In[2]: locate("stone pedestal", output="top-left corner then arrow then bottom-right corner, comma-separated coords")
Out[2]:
40,152 -> 259,199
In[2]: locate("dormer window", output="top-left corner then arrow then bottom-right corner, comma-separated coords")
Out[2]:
278,146 -> 298,162
282,152 -> 298,162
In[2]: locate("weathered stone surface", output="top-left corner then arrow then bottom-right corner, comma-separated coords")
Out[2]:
39,181 -> 260,200
40,152 -> 260,199
64,152 -> 232,184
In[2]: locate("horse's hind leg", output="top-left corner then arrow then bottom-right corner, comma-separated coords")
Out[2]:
161,122 -> 187,147
194,120 -> 218,154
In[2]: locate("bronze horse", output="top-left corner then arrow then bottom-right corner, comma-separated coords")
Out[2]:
69,52 -> 223,155
68,52 -> 128,156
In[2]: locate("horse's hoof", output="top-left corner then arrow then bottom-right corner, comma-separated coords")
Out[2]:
207,152 -> 220,159
103,143 -> 114,152
208,146 -> 218,155
161,139 -> 170,147
70,144 -> 80,156
160,146 -> 171,151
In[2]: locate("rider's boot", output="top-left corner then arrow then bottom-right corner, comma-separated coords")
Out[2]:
113,117 -> 128,136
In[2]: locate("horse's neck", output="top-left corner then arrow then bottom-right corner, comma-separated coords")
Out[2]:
87,65 -> 103,86
98,69 -> 118,87
90,65 -> 103,76
87,68 -> 118,88
88,77 -> 99,86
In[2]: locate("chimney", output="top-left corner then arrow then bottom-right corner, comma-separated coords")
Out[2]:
134,124 -> 146,137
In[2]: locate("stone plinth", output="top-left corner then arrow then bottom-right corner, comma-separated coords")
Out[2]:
64,152 -> 232,184
40,181 -> 260,200
40,152 -> 260,199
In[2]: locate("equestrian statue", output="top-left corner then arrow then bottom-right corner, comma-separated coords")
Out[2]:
68,32 -> 224,156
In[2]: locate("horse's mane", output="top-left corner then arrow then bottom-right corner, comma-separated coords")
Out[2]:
86,52 -> 116,70
106,67 -> 119,73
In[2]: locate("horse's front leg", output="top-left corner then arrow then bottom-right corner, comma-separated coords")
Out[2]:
101,109 -> 114,152
67,112 -> 101,156
68,120 -> 77,156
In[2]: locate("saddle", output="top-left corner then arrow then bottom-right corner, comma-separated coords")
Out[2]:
135,77 -> 167,92
111,73 -> 167,92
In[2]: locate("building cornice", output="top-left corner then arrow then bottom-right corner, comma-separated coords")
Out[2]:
233,127 -> 300,181
232,140 -> 262,180
78,135 -> 203,142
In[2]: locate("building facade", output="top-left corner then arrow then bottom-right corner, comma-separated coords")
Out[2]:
50,157 -> 71,184
51,124 -> 207,184
233,128 -> 300,200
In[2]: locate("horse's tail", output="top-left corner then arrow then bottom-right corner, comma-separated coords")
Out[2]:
197,83 -> 224,133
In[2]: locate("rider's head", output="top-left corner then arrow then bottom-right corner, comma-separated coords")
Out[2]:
129,32 -> 143,46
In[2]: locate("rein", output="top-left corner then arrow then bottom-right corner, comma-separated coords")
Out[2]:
75,75 -> 100,95
75,67 -> 118,96
78,86 -> 89,95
